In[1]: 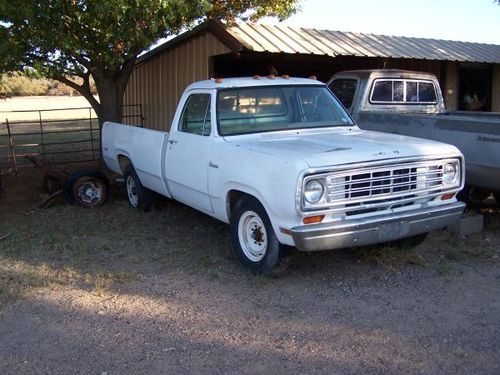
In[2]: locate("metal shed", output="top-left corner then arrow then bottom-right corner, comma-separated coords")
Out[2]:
124,20 -> 500,130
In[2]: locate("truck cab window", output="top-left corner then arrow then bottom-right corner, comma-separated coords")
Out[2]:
418,82 -> 437,103
329,78 -> 357,109
371,81 -> 393,102
179,94 -> 211,136
371,79 -> 437,104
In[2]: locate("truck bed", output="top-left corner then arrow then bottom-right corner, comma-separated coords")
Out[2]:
102,122 -> 170,197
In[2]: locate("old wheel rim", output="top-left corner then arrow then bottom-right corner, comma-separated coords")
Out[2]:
77,181 -> 103,205
238,210 -> 267,262
126,175 -> 139,207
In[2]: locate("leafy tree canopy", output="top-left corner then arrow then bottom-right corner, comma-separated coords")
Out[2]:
0,0 -> 298,125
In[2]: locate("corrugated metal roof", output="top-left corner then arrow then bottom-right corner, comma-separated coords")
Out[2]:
226,23 -> 500,64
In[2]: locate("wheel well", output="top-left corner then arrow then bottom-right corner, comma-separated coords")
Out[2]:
227,190 -> 261,219
117,155 -> 131,174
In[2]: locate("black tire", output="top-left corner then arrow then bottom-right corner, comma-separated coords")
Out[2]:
230,196 -> 280,275
64,169 -> 109,207
123,164 -> 151,209
387,233 -> 428,250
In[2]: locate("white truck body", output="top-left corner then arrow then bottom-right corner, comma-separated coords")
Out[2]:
103,77 -> 465,273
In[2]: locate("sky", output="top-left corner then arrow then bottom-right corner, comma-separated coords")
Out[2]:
266,0 -> 500,44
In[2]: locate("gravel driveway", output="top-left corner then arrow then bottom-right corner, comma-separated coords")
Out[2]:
0,170 -> 499,374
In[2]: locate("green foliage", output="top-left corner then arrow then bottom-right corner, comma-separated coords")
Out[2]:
0,72 -> 97,96
0,0 -> 298,124
0,72 -> 52,96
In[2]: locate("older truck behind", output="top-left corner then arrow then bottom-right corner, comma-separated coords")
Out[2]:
328,69 -> 500,202
103,76 -> 465,274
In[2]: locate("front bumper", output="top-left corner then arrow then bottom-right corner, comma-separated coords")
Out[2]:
291,202 -> 465,251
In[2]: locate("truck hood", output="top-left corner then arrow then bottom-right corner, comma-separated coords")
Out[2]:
224,127 -> 460,168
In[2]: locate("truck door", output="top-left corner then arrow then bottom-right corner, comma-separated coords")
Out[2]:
164,92 -> 214,214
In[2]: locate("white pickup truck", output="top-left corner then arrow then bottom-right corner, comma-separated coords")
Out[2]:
103,77 -> 465,274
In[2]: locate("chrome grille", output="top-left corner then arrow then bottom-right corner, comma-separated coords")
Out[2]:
326,164 -> 443,203
302,158 -> 461,215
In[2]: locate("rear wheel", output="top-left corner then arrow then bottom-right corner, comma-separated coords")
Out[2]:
124,165 -> 150,209
230,196 -> 280,275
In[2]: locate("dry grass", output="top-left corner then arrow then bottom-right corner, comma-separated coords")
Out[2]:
1,168 -> 499,309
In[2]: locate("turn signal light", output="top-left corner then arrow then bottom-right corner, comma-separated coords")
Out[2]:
441,193 -> 455,201
303,215 -> 325,224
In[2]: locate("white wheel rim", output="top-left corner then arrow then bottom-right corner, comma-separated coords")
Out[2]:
238,210 -> 267,262
126,175 -> 139,207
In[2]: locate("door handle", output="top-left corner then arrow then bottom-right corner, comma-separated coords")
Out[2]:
168,139 -> 178,144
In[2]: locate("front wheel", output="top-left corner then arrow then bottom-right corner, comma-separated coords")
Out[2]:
230,196 -> 280,275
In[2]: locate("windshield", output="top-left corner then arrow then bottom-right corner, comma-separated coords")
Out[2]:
217,85 -> 354,136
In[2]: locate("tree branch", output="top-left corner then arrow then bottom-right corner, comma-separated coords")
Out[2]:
56,75 -> 100,116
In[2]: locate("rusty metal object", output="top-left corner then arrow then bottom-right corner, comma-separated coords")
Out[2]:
25,156 -> 109,208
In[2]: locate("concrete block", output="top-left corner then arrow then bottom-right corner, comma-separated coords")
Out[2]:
448,213 -> 484,236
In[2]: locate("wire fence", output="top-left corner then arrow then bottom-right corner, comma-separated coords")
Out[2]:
0,104 -> 143,171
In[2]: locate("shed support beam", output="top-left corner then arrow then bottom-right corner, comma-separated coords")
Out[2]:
444,61 -> 459,111
492,64 -> 500,112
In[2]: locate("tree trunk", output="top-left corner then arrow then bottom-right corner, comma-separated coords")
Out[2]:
94,78 -> 125,128
57,59 -> 135,171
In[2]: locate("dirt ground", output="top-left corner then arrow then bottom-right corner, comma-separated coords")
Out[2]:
0,168 -> 499,374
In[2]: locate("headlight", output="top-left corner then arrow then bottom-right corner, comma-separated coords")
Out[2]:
304,179 -> 324,203
442,163 -> 457,185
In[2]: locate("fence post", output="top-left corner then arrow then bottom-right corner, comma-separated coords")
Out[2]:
39,110 -> 46,158
5,118 -> 17,175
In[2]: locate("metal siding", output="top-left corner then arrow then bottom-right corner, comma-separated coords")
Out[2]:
124,32 -> 231,130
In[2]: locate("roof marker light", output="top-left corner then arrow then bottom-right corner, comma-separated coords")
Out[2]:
215,78 -> 223,84
267,74 -> 276,80
281,75 -> 290,79
253,75 -> 261,80
309,75 -> 317,80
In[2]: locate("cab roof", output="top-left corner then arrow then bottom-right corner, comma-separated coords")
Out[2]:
332,69 -> 438,80
185,76 -> 324,91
